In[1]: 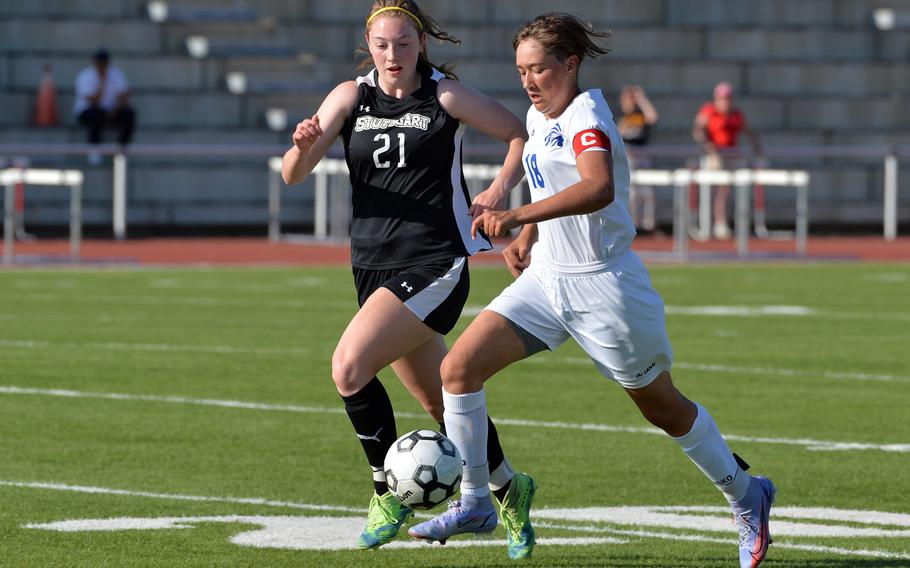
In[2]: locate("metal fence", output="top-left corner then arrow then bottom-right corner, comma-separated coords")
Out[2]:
0,142 -> 904,241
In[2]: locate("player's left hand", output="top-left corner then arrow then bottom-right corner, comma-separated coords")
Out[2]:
471,209 -> 518,239
469,187 -> 508,219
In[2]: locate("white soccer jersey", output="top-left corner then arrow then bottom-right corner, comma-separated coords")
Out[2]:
522,89 -> 635,272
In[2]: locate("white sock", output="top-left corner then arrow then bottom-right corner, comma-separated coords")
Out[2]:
672,402 -> 751,503
443,388 -> 490,499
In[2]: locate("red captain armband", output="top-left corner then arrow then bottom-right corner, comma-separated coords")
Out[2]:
572,128 -> 611,156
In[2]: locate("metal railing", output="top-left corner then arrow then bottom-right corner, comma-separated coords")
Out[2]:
0,142 -> 902,240
2,168 -> 84,264
267,158 -> 809,261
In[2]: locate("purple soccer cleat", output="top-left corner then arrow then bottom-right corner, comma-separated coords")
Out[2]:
733,475 -> 777,568
408,497 -> 497,544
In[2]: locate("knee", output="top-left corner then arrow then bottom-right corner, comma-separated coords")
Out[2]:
639,403 -> 678,431
638,395 -> 695,434
331,348 -> 369,396
440,350 -> 481,394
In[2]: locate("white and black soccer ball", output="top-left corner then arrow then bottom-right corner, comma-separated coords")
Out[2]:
384,429 -> 462,510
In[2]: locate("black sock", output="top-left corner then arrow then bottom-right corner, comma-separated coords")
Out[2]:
342,377 -> 397,495
488,417 -> 512,501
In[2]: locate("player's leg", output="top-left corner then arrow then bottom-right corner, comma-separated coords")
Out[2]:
112,106 -> 136,145
335,287 -> 438,482
625,371 -> 751,498
442,315 -> 543,559
571,251 -> 774,567
641,186 -> 657,232
629,184 -> 642,227
78,107 -> 105,144
408,311 -> 527,544
334,288 -> 437,549
410,274 -> 566,555
390,335 -> 516,499
344,257 -> 475,549
390,334 -> 446,422
624,373 -> 776,568
713,184 -> 732,239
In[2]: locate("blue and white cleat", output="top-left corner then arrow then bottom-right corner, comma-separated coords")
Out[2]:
408,498 -> 498,544
733,476 -> 777,568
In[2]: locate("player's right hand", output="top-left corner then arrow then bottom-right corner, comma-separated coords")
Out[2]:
292,114 -> 322,151
503,237 -> 531,278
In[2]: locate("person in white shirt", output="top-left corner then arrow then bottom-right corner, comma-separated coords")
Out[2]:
409,13 -> 777,568
73,49 -> 135,156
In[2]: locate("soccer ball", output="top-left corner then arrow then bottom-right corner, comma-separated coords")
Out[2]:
384,429 -> 462,510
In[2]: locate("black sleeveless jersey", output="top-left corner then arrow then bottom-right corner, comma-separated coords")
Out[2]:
340,67 -> 492,269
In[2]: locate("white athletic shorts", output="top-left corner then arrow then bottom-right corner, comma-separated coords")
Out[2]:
485,250 -> 673,390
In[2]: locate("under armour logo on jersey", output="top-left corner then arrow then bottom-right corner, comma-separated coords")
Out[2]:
401,282 -> 414,293
356,427 -> 383,443
359,105 -> 371,112
544,123 -> 564,148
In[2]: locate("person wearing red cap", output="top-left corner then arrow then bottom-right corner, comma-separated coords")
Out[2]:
692,82 -> 761,239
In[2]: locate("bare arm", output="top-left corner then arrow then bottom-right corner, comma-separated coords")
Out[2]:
633,87 -> 659,124
692,112 -> 708,145
282,81 -> 357,185
692,112 -> 718,154
472,148 -> 613,238
438,80 -> 527,213
88,73 -> 105,105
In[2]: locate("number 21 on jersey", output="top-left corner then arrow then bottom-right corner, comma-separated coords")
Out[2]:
373,133 -> 406,169
524,153 -> 545,189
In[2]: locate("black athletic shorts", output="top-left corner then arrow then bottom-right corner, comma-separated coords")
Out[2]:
352,256 -> 470,335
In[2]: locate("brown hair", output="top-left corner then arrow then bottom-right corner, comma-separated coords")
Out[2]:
358,0 -> 460,80
512,12 -> 610,63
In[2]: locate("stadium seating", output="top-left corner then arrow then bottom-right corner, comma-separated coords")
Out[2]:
0,0 -> 906,232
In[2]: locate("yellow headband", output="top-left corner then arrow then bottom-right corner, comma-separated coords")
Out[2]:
366,6 -> 423,31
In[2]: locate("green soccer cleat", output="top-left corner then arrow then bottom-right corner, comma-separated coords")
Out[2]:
356,492 -> 413,549
497,472 -> 537,560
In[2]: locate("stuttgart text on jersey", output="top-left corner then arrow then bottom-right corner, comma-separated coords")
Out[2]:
354,113 -> 431,132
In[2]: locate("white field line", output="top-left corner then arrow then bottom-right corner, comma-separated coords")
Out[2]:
0,339 -> 311,357
0,480 -> 362,514
534,522 -> 910,561
5,481 -> 908,560
1,335 -> 907,385
462,304 -> 910,322
0,386 -> 347,416
12,293 -> 910,321
1,385 -> 907,454
15,293 -> 356,311
546,357 -> 910,384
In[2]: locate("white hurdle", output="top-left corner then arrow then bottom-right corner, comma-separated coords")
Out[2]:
1,168 -> 84,264
632,168 -> 810,259
267,158 -> 528,243
267,158 -> 809,259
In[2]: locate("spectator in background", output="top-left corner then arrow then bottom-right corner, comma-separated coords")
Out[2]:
73,49 -> 136,164
692,81 -> 761,240
618,85 -> 659,234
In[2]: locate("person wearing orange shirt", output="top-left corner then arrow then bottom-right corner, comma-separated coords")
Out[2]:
692,82 -> 761,240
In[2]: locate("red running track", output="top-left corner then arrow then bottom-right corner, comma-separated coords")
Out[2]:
1,235 -> 909,266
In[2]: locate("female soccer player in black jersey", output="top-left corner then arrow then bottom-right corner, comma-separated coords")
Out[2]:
281,0 -> 532,553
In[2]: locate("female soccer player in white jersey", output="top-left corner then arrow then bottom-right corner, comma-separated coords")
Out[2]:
410,13 -> 777,567
281,0 -> 535,553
